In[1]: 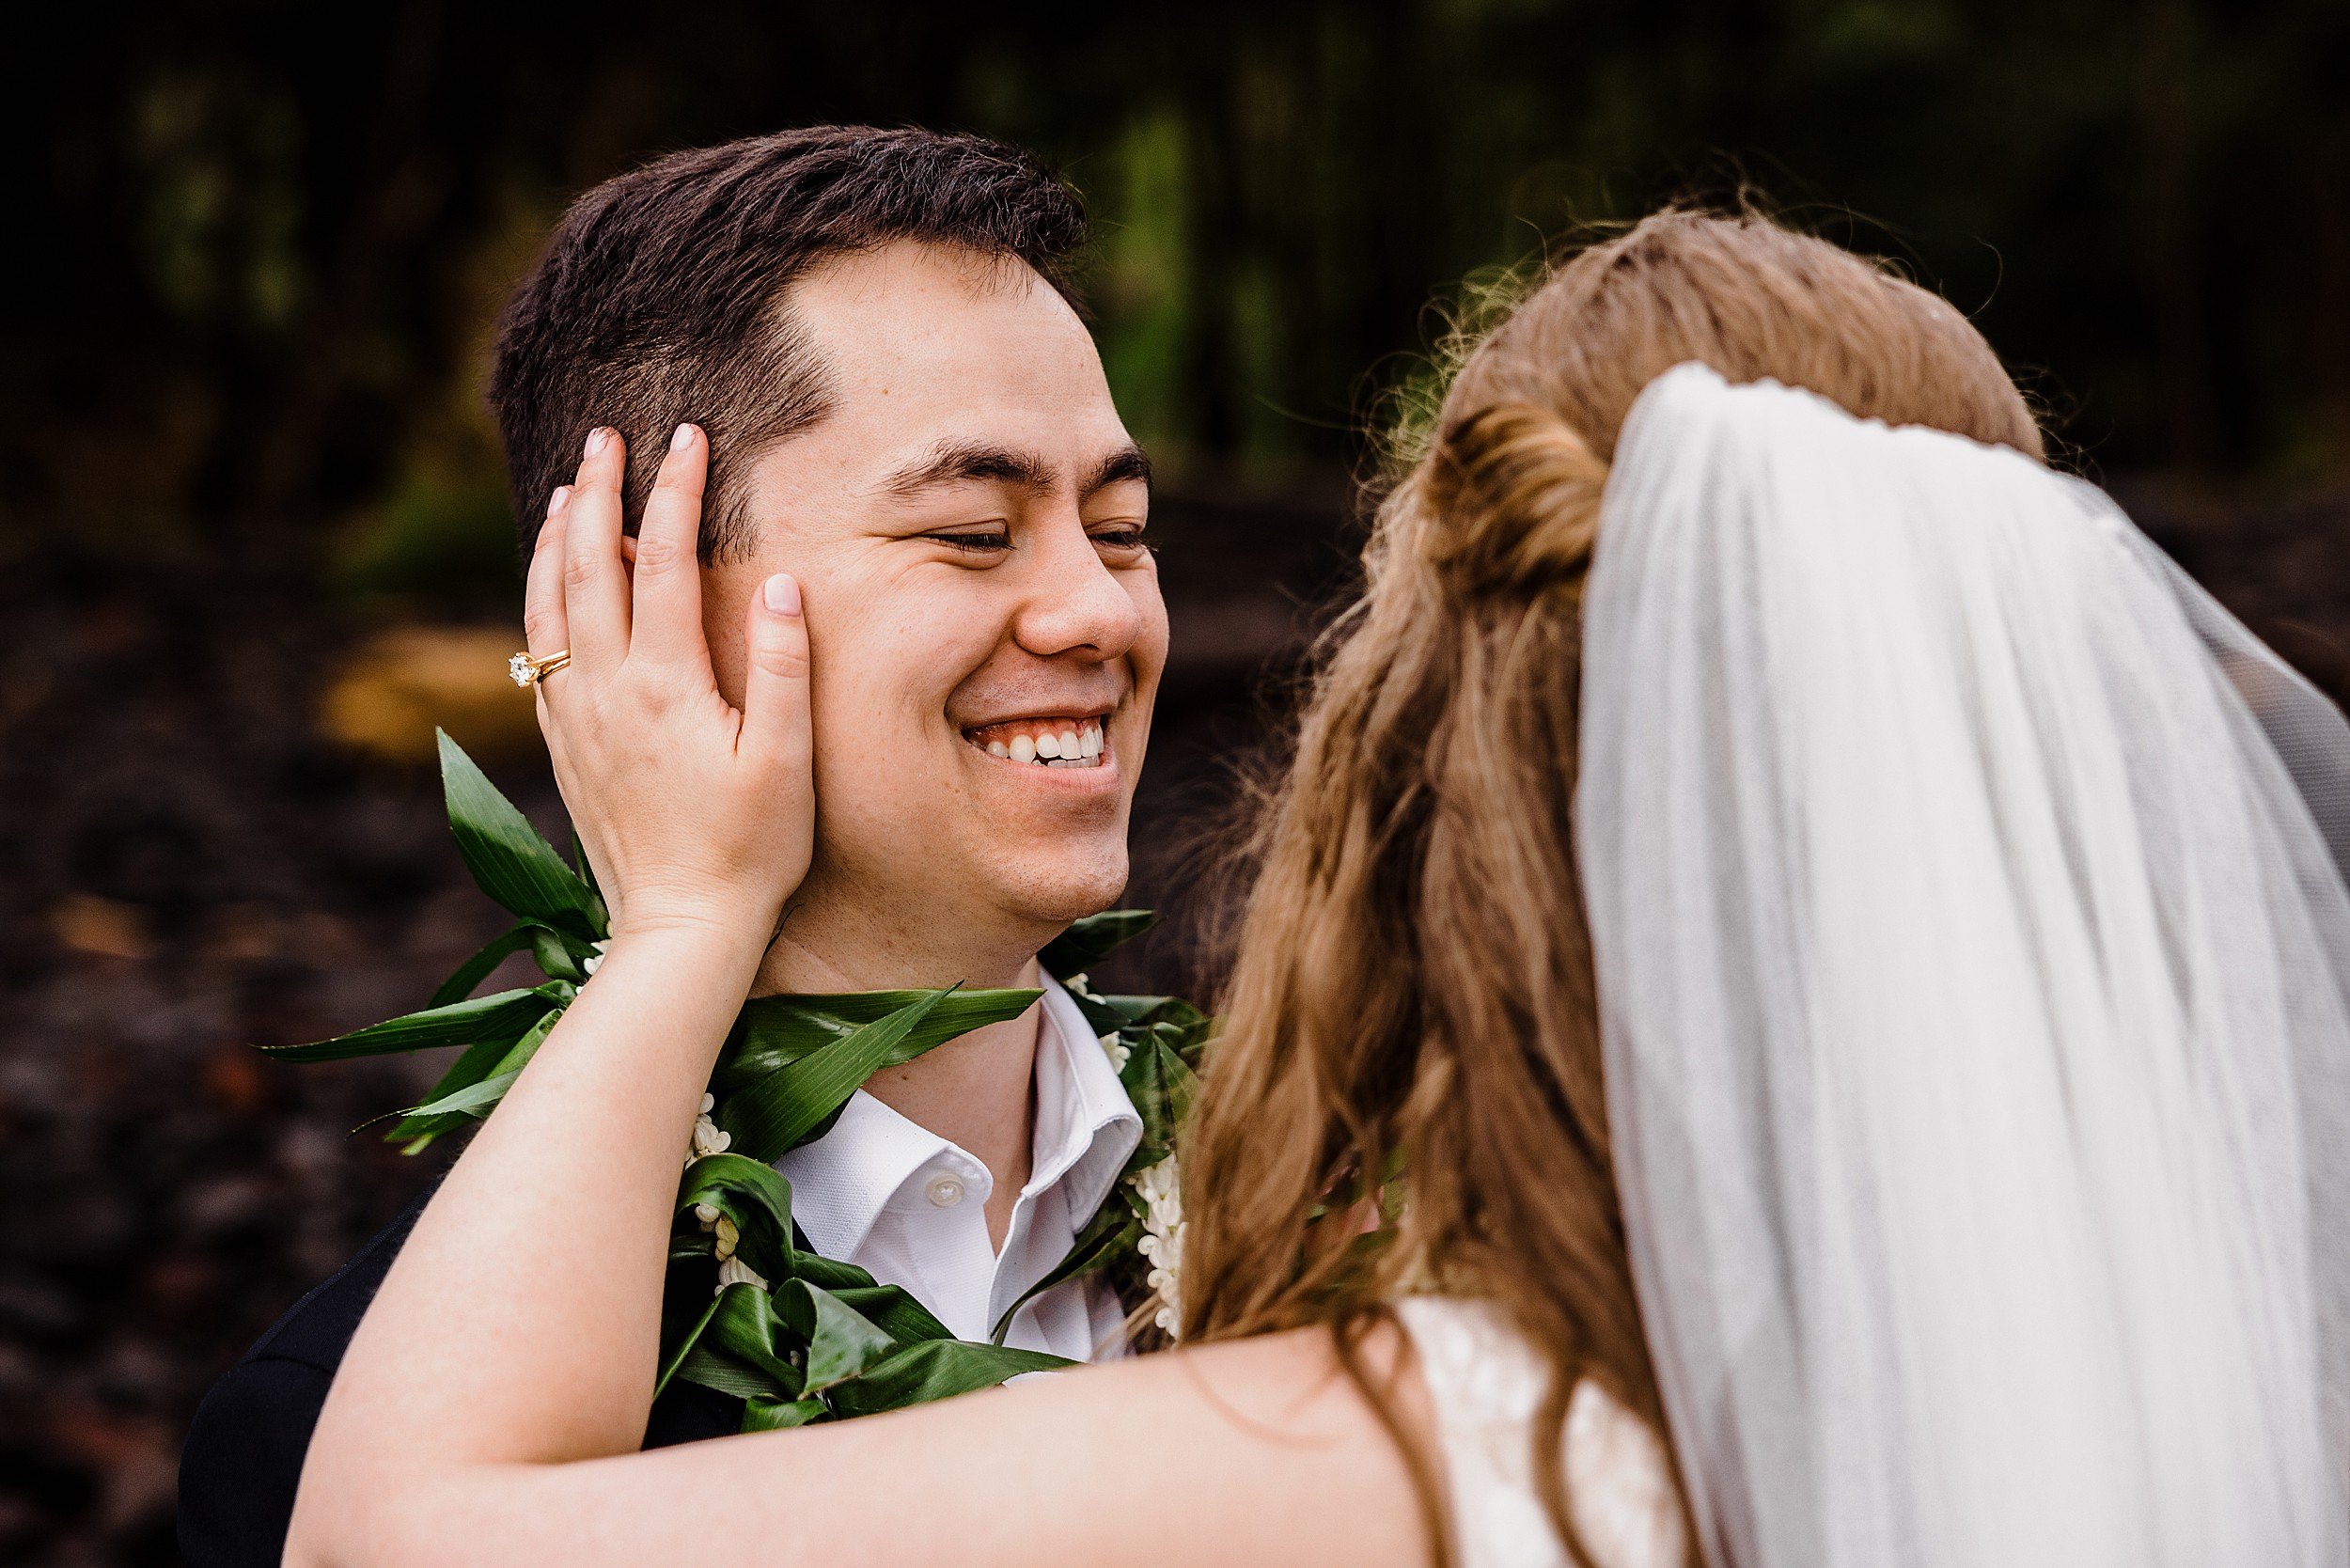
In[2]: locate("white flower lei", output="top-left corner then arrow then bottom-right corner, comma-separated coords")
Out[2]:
1130,1152 -> 1185,1337
1074,972 -> 1185,1341
684,1092 -> 775,1291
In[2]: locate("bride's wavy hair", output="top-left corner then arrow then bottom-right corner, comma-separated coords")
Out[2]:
1179,208 -> 2044,1564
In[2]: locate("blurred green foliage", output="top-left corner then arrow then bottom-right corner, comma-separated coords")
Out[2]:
8,0 -> 2347,592
336,469 -> 522,611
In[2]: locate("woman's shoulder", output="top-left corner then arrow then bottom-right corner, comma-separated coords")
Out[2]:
1393,1296 -> 1687,1568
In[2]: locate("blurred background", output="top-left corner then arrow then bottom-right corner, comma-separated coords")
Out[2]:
5,2 -> 2348,1560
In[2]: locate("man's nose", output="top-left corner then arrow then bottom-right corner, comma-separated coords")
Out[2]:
1011,514 -> 1144,661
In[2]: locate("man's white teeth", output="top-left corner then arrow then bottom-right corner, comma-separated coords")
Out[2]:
965,716 -> 1108,769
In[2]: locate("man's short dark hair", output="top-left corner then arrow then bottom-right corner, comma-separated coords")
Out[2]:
488,125 -> 1088,561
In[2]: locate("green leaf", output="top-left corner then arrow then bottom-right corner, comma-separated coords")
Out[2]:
742,1396 -> 828,1431
762,1248 -> 950,1343
787,1250 -> 883,1293
384,1027 -> 529,1147
653,1292 -> 725,1400
678,1155 -> 796,1283
258,987 -> 551,1063
824,1284 -> 953,1345
715,989 -> 955,1163
1105,993 -> 1212,1037
715,988 -> 1042,1095
825,1340 -> 1073,1418
783,1282 -> 898,1393
571,828 -> 603,906
385,1003 -> 561,1139
1104,992 -> 1198,1025
437,730 -> 606,940
1063,988 -> 1128,1037
429,924 -> 539,1009
1120,1027 -> 1201,1161
527,925 -> 600,984
775,1252 -> 954,1344
697,1282 -> 805,1395
991,1201 -> 1143,1344
400,1068 -> 520,1121
671,1343 -> 792,1403
1038,909 -> 1157,980
1170,1015 -> 1216,1072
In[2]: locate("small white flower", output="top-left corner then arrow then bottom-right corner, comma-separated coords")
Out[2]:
692,1202 -> 722,1229
715,1256 -> 769,1294
582,938 -> 612,977
712,1215 -> 740,1261
699,1092 -> 715,1115
684,1107 -> 731,1168
1099,1032 -> 1131,1074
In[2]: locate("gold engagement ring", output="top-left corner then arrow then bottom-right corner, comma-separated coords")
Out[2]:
508,649 -> 572,687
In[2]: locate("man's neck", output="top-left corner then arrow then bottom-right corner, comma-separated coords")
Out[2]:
751,905 -> 1047,1252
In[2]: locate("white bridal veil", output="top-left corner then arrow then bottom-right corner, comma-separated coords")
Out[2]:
1576,365 -> 2350,1568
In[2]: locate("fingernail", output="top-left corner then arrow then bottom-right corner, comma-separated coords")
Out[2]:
670,423 -> 697,453
585,427 -> 611,457
762,572 -> 801,617
548,485 -> 572,516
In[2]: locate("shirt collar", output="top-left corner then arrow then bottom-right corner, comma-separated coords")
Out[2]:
1029,976 -> 1145,1221
771,1087 -> 952,1263
772,973 -> 1142,1262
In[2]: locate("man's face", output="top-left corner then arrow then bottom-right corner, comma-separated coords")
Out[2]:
703,241 -> 1167,962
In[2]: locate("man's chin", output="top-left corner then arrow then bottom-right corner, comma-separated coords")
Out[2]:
808,830 -> 1131,964
991,856 -> 1133,933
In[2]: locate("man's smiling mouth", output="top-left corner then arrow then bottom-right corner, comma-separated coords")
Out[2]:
961,713 -> 1109,769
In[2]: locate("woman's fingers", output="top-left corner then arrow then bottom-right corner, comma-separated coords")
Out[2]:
525,493 -> 574,755
562,428 -> 632,670
739,572 -> 813,778
523,489 -> 573,663
629,425 -> 713,676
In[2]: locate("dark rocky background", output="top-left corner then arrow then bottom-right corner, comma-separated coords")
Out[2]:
8,3 -> 2350,1560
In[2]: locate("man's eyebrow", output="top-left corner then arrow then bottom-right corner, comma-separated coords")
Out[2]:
879,442 -> 1054,498
1081,444 -> 1153,499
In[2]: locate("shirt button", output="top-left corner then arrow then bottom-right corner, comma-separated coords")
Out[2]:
924,1173 -> 966,1208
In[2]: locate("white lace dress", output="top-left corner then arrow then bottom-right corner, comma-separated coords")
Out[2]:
1394,1297 -> 1687,1568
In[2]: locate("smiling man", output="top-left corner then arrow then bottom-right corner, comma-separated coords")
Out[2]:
179,126 -> 1166,1566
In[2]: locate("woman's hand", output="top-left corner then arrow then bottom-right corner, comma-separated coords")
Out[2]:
526,423 -> 814,945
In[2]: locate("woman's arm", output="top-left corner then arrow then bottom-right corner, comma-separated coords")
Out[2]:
288,422 -> 816,1550
314,1324 -> 1434,1568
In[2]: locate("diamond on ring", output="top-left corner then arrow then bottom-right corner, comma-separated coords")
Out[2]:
508,650 -> 571,687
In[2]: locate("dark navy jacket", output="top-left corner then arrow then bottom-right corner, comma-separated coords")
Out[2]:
177,1184 -> 740,1568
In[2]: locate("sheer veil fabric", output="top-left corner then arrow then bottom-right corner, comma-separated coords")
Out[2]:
1575,365 -> 2350,1568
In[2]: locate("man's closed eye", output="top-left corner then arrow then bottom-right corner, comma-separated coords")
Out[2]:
930,529 -> 1011,554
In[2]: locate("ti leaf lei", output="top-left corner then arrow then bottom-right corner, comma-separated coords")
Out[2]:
259,731 -> 1210,1431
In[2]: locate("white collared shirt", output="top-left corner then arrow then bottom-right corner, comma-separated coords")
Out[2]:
773,976 -> 1142,1360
